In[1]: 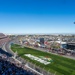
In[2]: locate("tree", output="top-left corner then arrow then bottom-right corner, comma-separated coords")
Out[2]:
51,42 -> 60,49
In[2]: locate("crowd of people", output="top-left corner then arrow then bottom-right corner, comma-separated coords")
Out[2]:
0,53 -> 39,75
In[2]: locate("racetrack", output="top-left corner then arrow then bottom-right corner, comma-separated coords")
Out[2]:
4,38 -> 75,75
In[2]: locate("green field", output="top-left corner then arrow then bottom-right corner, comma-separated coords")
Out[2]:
11,44 -> 75,75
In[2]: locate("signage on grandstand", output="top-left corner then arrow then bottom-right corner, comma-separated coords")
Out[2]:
24,54 -> 53,65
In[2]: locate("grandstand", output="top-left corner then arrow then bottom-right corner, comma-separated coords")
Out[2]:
0,33 -> 5,38
0,33 -> 10,48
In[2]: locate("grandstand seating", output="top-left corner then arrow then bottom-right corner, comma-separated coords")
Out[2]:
0,33 -> 10,48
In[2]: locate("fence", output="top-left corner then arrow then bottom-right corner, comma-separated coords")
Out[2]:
16,56 -> 55,75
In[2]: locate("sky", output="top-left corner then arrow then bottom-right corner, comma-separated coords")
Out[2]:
0,0 -> 75,34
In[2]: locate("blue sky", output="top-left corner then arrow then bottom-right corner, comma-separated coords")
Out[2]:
0,0 -> 75,34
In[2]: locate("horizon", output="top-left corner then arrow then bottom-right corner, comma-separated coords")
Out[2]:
1,32 -> 75,35
0,0 -> 75,34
